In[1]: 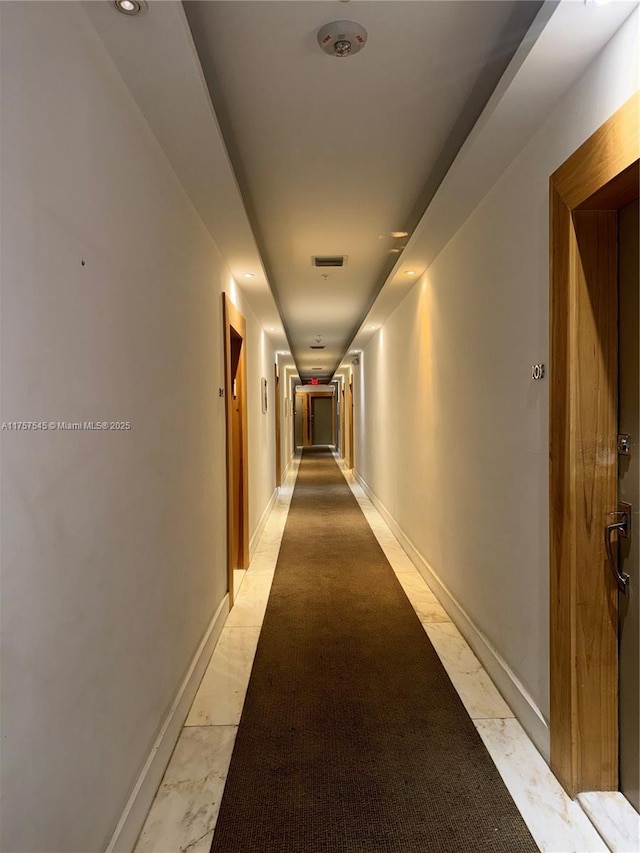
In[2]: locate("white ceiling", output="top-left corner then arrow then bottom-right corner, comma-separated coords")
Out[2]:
183,0 -> 544,379
84,0 -> 638,382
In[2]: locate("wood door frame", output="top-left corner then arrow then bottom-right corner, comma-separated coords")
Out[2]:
341,385 -> 346,458
274,363 -> 281,487
549,93 -> 639,796
222,293 -> 249,608
348,378 -> 354,469
294,391 -> 307,447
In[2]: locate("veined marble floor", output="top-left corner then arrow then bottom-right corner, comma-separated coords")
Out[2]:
134,452 -> 638,853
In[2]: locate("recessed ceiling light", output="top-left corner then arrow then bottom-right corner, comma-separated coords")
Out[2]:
406,270 -> 416,276
389,248 -> 402,254
584,0 -> 613,5
113,0 -> 147,15
390,231 -> 409,238
244,273 -> 255,279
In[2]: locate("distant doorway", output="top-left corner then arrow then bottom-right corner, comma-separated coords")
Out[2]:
274,364 -> 281,487
311,395 -> 334,445
294,389 -> 335,447
222,294 -> 249,607
341,385 -> 346,458
347,379 -> 354,469
294,392 -> 306,448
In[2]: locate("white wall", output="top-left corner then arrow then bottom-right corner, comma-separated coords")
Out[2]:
241,302 -> 277,546
0,4 -> 276,850
334,366 -> 356,461
355,10 -> 638,745
277,362 -> 298,473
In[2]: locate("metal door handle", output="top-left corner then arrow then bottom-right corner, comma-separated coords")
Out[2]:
604,510 -> 630,593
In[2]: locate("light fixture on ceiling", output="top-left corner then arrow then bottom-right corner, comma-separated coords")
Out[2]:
584,0 -> 613,5
317,21 -> 368,58
405,270 -> 416,276
390,231 -> 409,238
113,0 -> 147,15
243,273 -> 255,279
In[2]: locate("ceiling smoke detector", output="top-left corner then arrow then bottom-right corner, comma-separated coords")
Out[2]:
317,21 -> 368,58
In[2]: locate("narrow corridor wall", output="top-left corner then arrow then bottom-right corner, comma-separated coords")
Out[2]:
279,363 -> 297,474
355,10 -> 639,751
241,304 -> 278,551
0,3 -> 276,851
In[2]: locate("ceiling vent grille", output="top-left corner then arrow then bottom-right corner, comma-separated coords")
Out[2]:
312,256 -> 347,268
310,345 -> 325,350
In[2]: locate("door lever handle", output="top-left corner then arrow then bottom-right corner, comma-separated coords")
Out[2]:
604,510 -> 630,593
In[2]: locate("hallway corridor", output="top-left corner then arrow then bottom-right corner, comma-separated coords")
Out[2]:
134,453 -> 610,853
2,3 -> 639,849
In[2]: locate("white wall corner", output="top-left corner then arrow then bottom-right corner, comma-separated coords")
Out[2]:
105,594 -> 230,853
249,486 -> 278,560
353,469 -> 551,764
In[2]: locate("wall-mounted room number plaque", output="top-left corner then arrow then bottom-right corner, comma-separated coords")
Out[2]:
531,364 -> 545,380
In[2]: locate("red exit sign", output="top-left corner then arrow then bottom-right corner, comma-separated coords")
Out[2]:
310,378 -> 319,385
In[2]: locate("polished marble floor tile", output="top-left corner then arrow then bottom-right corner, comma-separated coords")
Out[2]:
577,791 -> 640,853
187,829 -> 214,852
395,571 -> 451,623
185,626 -> 261,727
475,718 -> 609,853
224,574 -> 275,628
380,542 -> 418,573
133,726 -> 237,853
423,621 -> 514,720
245,549 -> 277,575
232,568 -> 246,599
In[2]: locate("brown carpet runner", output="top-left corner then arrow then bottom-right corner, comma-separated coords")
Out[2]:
210,448 -> 539,852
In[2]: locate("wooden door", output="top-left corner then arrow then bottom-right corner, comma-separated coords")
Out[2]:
311,395 -> 334,445
223,294 -> 249,607
618,197 -> 639,811
549,93 -> 639,795
274,364 -> 281,487
340,386 -> 346,458
347,379 -> 354,469
294,392 -> 306,447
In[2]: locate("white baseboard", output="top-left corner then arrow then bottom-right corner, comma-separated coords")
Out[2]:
353,468 -> 550,763
106,594 -> 230,853
249,487 -> 278,559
